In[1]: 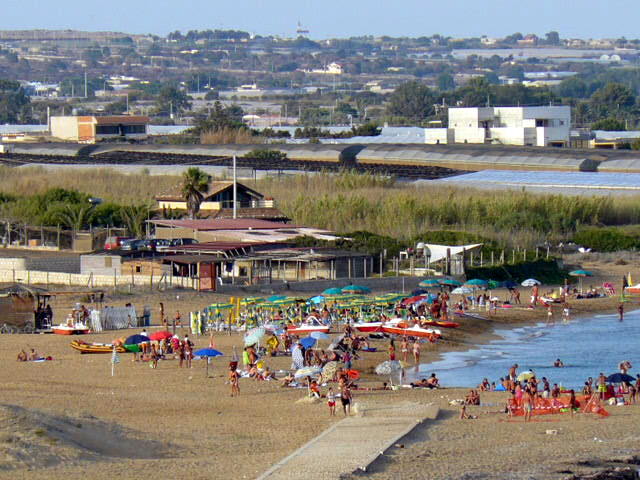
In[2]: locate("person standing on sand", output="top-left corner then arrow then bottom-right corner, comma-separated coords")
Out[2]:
413,340 -> 421,365
523,387 -> 534,422
618,303 -> 624,321
598,372 -> 607,400
509,363 -> 518,383
340,384 -> 352,416
159,302 -> 166,328
388,340 -> 396,361
400,339 -> 409,363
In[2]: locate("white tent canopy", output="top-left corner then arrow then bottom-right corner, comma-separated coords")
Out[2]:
423,244 -> 483,263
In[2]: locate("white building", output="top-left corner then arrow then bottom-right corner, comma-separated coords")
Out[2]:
425,106 -> 571,147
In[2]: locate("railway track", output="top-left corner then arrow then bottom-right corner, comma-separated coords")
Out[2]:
0,152 -> 465,179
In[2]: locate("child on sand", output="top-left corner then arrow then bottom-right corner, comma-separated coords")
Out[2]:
229,364 -> 240,397
327,387 -> 337,416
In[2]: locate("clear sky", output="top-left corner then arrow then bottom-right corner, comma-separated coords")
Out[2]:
2,0 -> 639,40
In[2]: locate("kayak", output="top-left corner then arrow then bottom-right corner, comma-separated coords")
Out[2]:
382,324 -> 441,340
70,340 -> 125,354
423,320 -> 460,329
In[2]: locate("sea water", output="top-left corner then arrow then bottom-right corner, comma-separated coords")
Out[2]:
416,309 -> 639,389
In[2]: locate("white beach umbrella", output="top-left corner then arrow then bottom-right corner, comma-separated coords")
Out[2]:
521,278 -> 541,287
451,286 -> 473,295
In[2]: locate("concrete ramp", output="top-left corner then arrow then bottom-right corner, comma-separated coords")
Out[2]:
258,401 -> 438,480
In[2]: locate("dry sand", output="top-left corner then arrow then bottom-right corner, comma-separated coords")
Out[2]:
0,260 -> 637,479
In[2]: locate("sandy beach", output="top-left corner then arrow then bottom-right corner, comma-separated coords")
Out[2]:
0,260 -> 637,479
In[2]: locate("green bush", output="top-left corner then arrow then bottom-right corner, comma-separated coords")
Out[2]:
573,228 -> 638,252
466,259 -> 568,285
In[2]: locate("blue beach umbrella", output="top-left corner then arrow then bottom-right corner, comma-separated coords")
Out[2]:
342,285 -> 371,294
194,348 -> 223,376
299,337 -> 317,349
310,331 -> 330,341
124,334 -> 150,345
465,278 -> 488,287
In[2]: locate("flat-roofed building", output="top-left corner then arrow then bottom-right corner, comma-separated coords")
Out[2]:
50,115 -> 149,143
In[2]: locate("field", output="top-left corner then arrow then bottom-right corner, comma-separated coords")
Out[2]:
2,166 -> 640,248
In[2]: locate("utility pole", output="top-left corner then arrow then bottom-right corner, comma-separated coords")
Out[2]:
84,70 -> 88,98
232,155 -> 237,219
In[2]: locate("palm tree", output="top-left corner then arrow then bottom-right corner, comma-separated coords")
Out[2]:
56,204 -> 94,231
181,167 -> 211,219
121,204 -> 152,238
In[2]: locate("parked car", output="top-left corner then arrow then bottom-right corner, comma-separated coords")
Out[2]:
157,238 -> 199,252
171,238 -> 199,247
104,236 -> 132,250
140,239 -> 171,252
120,239 -> 145,251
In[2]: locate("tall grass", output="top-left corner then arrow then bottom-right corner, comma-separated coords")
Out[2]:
256,173 -> 640,247
0,166 -> 181,204
200,127 -> 263,144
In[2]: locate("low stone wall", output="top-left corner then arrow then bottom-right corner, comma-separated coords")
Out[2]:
0,269 -> 199,289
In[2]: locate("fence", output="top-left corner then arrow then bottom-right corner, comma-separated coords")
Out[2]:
3,268 -> 201,290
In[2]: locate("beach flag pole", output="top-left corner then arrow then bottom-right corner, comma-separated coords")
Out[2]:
111,345 -> 120,377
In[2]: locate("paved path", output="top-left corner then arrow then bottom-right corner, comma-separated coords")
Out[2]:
257,401 -> 439,480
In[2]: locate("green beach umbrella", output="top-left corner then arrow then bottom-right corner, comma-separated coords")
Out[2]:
487,280 -> 501,290
465,278 -> 489,287
208,303 -> 234,310
570,270 -> 593,293
342,285 -> 372,294
419,279 -> 440,287
322,287 -> 343,295
439,278 -> 463,287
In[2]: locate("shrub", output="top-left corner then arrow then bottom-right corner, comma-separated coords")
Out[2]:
573,228 -> 638,252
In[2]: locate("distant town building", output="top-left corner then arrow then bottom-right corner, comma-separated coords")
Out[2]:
50,115 -> 149,143
425,106 -> 571,147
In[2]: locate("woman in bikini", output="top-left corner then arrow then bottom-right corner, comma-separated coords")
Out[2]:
229,364 -> 240,397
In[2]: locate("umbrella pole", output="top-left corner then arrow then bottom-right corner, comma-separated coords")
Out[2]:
206,358 -> 209,377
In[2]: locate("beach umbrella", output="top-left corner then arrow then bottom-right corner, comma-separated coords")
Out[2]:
521,279 -> 541,287
209,302 -> 234,310
240,297 -> 264,306
124,334 -> 150,345
194,348 -> 223,376
244,327 -> 266,346
419,279 -> 441,287
570,270 -> 594,294
375,360 -> 402,376
310,331 -> 330,341
570,270 -> 593,277
487,280 -> 501,290
503,280 -> 518,289
517,371 -> 536,382
294,366 -> 322,379
322,287 -> 343,295
606,373 -> 635,384
375,360 -> 402,385
299,337 -> 317,349
412,288 -> 429,296
266,295 -> 287,302
272,297 -> 297,306
465,279 -> 488,288
375,293 -> 407,303
308,295 -> 325,305
342,285 -> 371,294
439,278 -> 463,287
321,361 -> 339,381
451,286 -> 473,295
149,330 -> 173,341
402,295 -> 427,306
